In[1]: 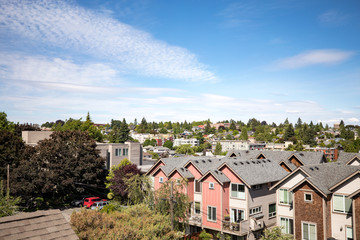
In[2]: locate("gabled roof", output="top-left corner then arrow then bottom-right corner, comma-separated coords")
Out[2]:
337,152 -> 360,165
145,159 -> 165,176
269,167 -> 311,191
0,209 -> 78,240
168,167 -> 194,179
198,169 -> 230,185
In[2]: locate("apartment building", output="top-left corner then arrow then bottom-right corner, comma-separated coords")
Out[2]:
173,138 -> 200,147
146,150 -> 328,239
270,162 -> 360,240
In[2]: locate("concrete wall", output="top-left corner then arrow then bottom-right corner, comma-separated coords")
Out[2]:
22,131 -> 53,145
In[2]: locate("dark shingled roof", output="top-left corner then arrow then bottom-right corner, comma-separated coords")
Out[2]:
336,152 -> 360,165
296,163 -> 360,195
0,209 -> 78,240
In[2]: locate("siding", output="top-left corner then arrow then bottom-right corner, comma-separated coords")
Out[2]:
202,174 -> 222,230
153,169 -> 167,190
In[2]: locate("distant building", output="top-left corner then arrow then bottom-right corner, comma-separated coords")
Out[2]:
173,138 -> 199,147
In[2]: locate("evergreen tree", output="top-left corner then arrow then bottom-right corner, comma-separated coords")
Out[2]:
283,124 -> 295,141
239,127 -> 248,140
295,117 -> 302,129
119,118 -> 130,143
214,143 -> 222,155
229,120 -> 236,131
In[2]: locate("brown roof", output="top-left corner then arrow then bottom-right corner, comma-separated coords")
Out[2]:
0,209 -> 78,240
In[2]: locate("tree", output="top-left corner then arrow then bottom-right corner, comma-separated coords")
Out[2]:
125,174 -> 154,205
163,140 -> 173,150
107,164 -> 141,202
175,144 -> 194,155
11,131 -> 106,207
0,112 -> 14,131
154,179 -> 190,231
239,127 -> 248,140
229,121 -> 236,131
119,118 -> 130,143
283,124 -> 295,141
0,130 -> 27,181
260,226 -> 293,240
295,117 -> 303,129
214,142 -> 222,155
0,181 -> 21,217
143,139 -> 156,147
204,121 -> 211,134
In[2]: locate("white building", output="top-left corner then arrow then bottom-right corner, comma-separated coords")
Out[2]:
173,138 -> 199,147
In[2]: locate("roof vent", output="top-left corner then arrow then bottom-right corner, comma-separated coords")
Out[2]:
246,161 -> 250,164
246,150 -> 249,153
267,159 -> 271,162
195,160 -> 199,163
234,162 -> 238,165
315,166 -> 319,170
202,160 -> 206,163
262,160 -> 266,163
208,159 -> 212,162
251,161 -> 255,164
310,167 -> 314,171
240,162 -> 244,165
215,170 -> 218,174
299,153 -> 304,156
257,161 -> 261,164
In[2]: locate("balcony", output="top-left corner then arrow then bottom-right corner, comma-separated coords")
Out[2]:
189,215 -> 202,226
222,220 -> 249,235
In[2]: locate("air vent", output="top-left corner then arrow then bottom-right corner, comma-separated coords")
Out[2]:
240,162 -> 244,165
310,167 -> 314,171
262,160 -> 266,163
215,170 -> 218,174
299,153 -> 304,156
257,161 -> 261,164
246,150 -> 249,153
208,159 -> 212,162
267,160 -> 271,162
315,167 -> 319,170
234,162 -> 238,165
202,160 -> 206,163
246,161 -> 250,164
251,161 -> 255,164
195,160 -> 199,163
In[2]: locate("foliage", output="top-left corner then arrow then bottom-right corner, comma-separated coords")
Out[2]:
143,139 -> 157,147
163,140 -> 173,150
175,144 -> 195,155
0,181 -> 21,217
239,127 -> 248,140
154,179 -> 190,231
0,112 -> 14,131
14,123 -> 40,137
260,226 -> 293,240
10,130 -> 106,208
125,174 -> 154,205
0,130 -> 27,181
214,142 -> 222,155
283,124 -> 295,141
107,164 -> 141,202
199,229 -> 212,240
71,204 -> 180,240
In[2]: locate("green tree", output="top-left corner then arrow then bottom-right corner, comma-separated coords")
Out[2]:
125,175 -> 154,205
175,144 -> 194,155
229,120 -> 236,131
163,140 -> 173,150
239,127 -> 248,140
11,131 -> 106,208
119,118 -> 130,143
0,181 -> 21,217
260,226 -> 293,240
0,112 -> 14,131
214,142 -> 222,155
283,124 -> 295,141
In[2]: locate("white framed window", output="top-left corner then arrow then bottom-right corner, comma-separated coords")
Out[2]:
231,208 -> 244,223
346,226 -> 353,240
231,183 -> 245,199
280,217 -> 294,235
209,182 -> 215,189
195,180 -> 202,193
176,179 -> 181,185
159,177 -> 164,183
194,201 -> 201,214
115,148 -> 121,156
302,222 -> 316,240
123,148 -> 128,156
333,194 -> 352,213
207,206 -> 216,221
249,206 -> 262,215
279,189 -> 293,205
304,193 -> 312,202
269,203 -> 276,218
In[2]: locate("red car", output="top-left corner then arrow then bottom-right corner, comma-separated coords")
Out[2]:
83,197 -> 107,208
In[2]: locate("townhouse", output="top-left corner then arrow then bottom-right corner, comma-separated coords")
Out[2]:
146,150 -> 328,240
270,163 -> 360,240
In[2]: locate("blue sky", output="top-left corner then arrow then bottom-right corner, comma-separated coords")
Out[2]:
0,0 -> 359,125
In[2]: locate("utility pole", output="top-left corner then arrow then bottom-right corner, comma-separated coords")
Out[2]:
7,164 -> 10,192
170,181 -> 174,231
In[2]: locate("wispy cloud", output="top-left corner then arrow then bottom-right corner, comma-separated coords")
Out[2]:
273,49 -> 356,69
318,10 -> 349,26
0,0 -> 216,82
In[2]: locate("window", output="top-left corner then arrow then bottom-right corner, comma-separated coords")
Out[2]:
333,194 -> 352,213
231,183 -> 245,199
159,177 -> 164,183
209,182 -> 215,189
279,189 -> 293,205
195,180 -> 202,193
346,227 -> 353,240
269,203 -> 276,218
304,193 -> 312,202
115,148 -> 121,156
280,217 -> 294,235
302,222 -> 316,240
123,148 -> 128,156
231,208 -> 244,223
249,206 -> 262,215
194,201 -> 201,214
207,206 -> 216,221
176,179 -> 181,185
253,184 -> 262,190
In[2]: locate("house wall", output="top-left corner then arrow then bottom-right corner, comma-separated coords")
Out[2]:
22,130 -> 53,145
186,163 -> 203,202
168,171 -> 187,195
248,184 -> 277,226
221,166 -> 248,217
202,175 -> 222,230
331,174 -> 359,239
153,169 -> 167,190
293,182 -> 325,240
222,182 -> 230,217
277,171 -> 307,219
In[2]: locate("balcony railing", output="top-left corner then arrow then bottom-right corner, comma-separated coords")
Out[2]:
222,220 -> 250,235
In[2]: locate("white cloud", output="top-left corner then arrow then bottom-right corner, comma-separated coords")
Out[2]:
274,49 -> 355,69
318,10 -> 348,26
348,117 -> 360,123
0,0 -> 216,82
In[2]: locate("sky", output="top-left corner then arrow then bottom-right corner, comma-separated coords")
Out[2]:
0,0 -> 359,126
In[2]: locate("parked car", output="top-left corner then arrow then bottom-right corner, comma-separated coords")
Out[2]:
90,200 -> 109,210
83,197 -> 107,208
70,196 -> 92,207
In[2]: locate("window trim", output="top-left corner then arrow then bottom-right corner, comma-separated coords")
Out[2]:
209,182 -> 215,189
268,203 -> 276,218
194,179 -> 202,193
159,177 -> 164,183
279,188 -> 293,205
301,221 -> 317,240
249,206 -> 262,216
194,201 -> 201,215
304,193 -> 313,202
230,208 -> 245,223
231,183 -> 245,200
333,194 -> 352,214
346,226 -> 353,240
280,217 -> 294,235
207,206 -> 217,222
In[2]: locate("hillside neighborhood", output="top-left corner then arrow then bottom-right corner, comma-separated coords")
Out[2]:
1,112 -> 360,239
